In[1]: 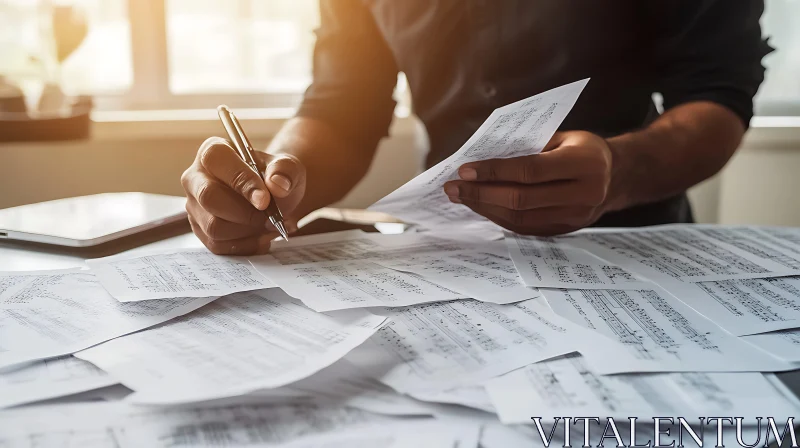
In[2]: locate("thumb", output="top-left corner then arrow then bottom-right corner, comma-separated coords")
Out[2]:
261,153 -> 306,201
542,132 -> 566,152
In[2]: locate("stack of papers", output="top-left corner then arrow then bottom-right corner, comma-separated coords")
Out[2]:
3,80 -> 800,447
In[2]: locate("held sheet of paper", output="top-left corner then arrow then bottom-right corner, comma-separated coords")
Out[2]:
76,289 -> 387,404
345,299 -> 623,393
0,269 -> 217,370
485,353 -> 798,423
369,78 -> 589,232
0,355 -> 117,409
86,248 -> 276,302
540,287 -> 793,374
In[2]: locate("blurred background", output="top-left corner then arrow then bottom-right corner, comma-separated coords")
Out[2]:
0,0 -> 798,225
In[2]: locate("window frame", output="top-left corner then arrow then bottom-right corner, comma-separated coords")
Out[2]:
92,0 -> 305,111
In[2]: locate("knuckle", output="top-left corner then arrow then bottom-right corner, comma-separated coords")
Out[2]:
520,165 -> 536,184
231,170 -> 257,195
507,189 -> 525,210
205,215 -> 220,236
205,239 -> 227,255
180,168 -> 192,190
195,181 -> 215,207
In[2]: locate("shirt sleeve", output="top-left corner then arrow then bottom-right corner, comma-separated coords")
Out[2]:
296,0 -> 399,153
645,0 -> 773,127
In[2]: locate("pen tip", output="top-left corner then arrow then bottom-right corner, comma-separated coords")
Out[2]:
273,221 -> 289,241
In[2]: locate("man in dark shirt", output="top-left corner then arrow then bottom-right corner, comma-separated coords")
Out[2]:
181,0 -> 771,255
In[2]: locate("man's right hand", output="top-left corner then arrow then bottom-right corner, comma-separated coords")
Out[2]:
181,137 -> 306,255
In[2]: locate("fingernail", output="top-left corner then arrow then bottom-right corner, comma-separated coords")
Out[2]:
449,196 -> 462,204
250,190 -> 267,208
444,184 -> 459,197
459,167 -> 477,181
270,174 -> 292,193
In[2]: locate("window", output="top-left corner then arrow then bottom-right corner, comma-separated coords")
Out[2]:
756,0 -> 800,116
2,0 -> 797,116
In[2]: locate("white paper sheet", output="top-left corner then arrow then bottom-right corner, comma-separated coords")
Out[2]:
0,269 -> 217,370
662,277 -> 800,336
0,355 -> 117,409
86,248 -> 275,302
409,385 -> 496,413
569,225 -> 800,283
0,402 -> 479,448
260,359 -> 437,416
76,289 -> 386,404
369,79 -> 589,232
504,232 -> 653,289
256,259 -> 467,312
345,299 -> 618,393
374,248 -> 541,305
485,353 -> 798,423
254,230 -> 483,267
541,287 -> 794,373
742,328 -> 800,362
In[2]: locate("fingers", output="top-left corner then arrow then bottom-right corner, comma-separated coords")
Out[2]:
182,172 -> 266,228
185,198 -> 264,241
263,154 -> 305,200
458,200 -> 592,236
198,137 -> 271,210
457,150 -> 589,184
444,180 -> 602,210
189,214 -> 274,255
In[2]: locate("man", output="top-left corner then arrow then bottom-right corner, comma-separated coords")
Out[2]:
181,0 -> 771,255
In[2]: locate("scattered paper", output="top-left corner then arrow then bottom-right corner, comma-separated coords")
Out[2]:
0,355 -> 117,409
345,299 -> 617,393
0,269 -> 217,370
86,248 -> 275,302
409,385 -> 496,413
742,328 -> 800,362
76,289 -> 386,404
370,79 -> 589,232
504,232 -> 653,289
485,353 -> 797,423
256,259 -> 467,312
663,277 -> 800,336
375,248 -> 541,305
541,287 -> 794,373
569,225 -> 800,283
0,402 -> 479,448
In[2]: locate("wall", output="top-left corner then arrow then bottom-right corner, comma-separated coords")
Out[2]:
1,113 -> 799,227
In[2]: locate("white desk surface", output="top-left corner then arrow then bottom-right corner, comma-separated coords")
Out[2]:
0,232 -> 203,271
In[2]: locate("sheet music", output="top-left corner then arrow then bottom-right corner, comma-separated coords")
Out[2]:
742,328 -> 800,362
345,299 -> 617,393
255,260 -> 467,312
369,79 -> 589,232
485,353 -> 797,423
76,289 -> 386,405
374,249 -> 541,305
504,232 -> 653,289
262,359 -> 437,416
0,269 -> 217,370
252,230 -> 485,267
662,277 -> 800,336
0,355 -> 117,409
0,402 -> 479,448
541,287 -> 793,374
569,225 -> 800,283
86,248 -> 275,302
409,385 -> 496,413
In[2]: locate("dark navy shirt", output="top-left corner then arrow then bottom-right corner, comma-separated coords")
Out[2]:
297,0 -> 771,226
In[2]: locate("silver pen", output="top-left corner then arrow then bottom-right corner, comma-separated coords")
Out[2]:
217,105 -> 289,240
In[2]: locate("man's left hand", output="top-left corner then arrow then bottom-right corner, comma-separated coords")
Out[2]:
443,131 -> 615,236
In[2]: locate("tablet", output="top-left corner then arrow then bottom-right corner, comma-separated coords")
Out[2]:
0,193 -> 187,247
